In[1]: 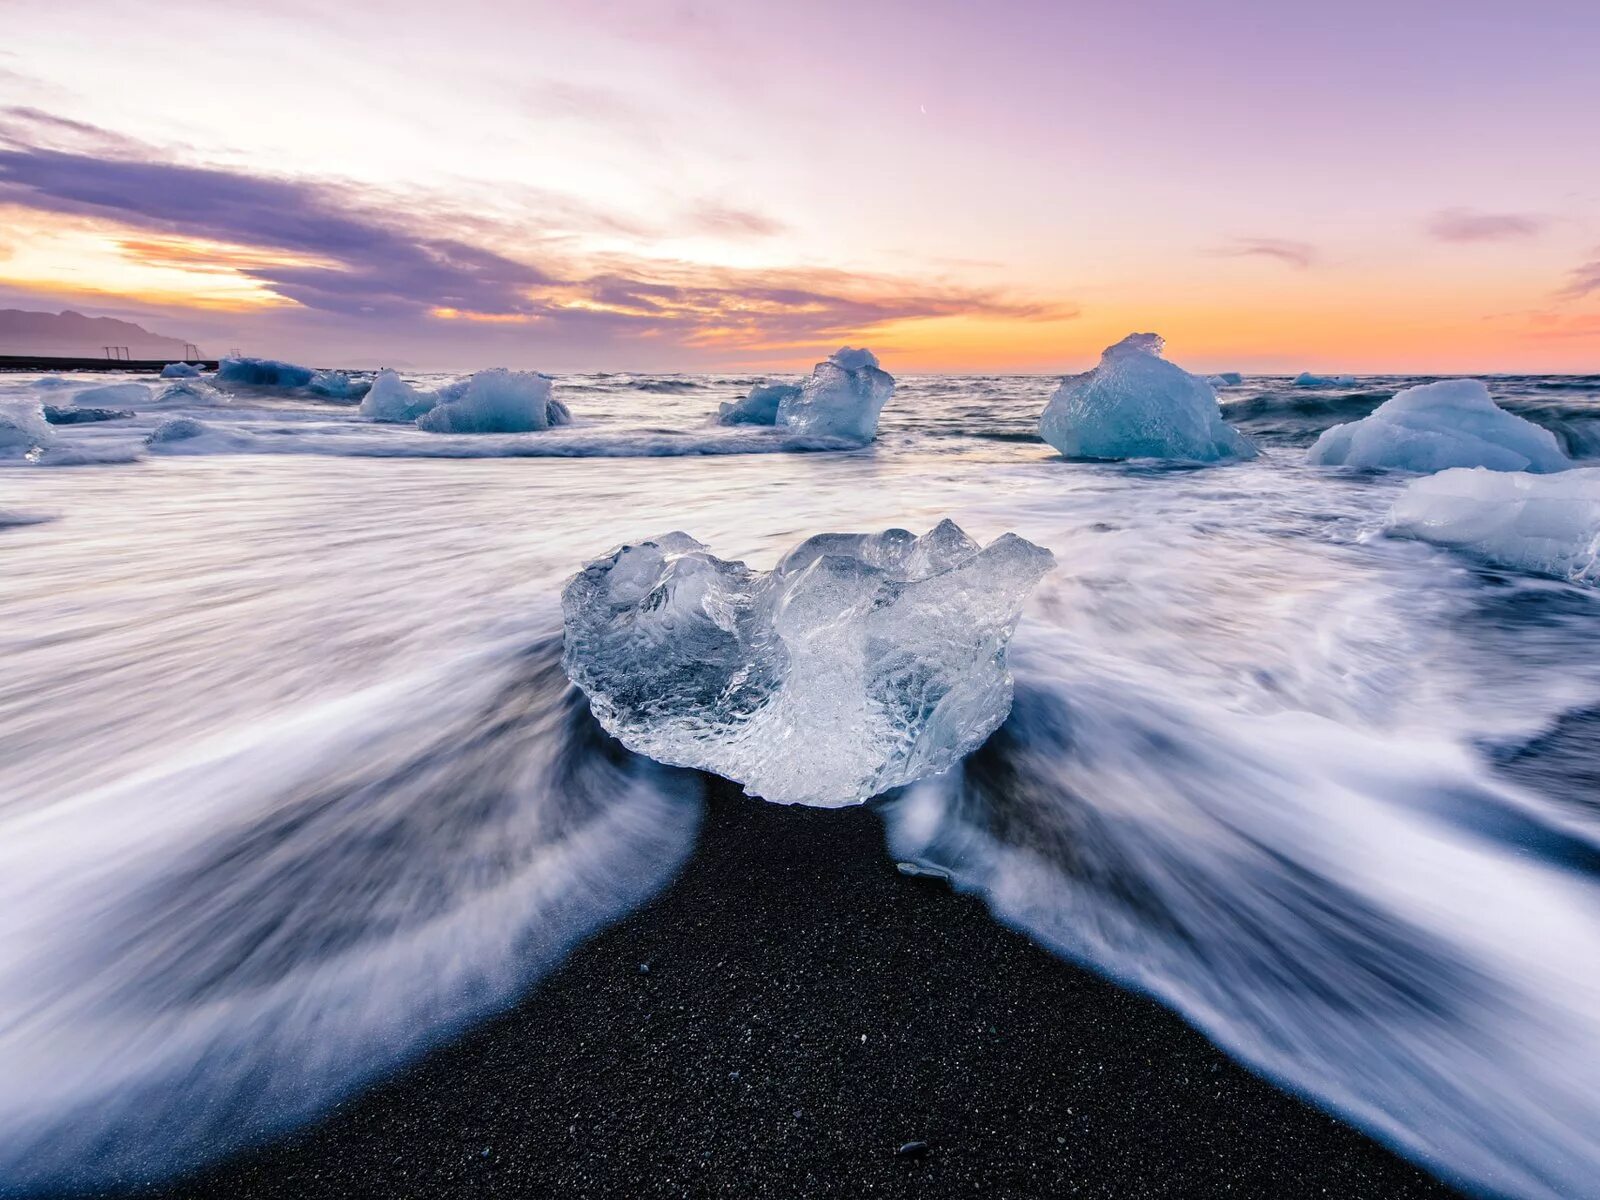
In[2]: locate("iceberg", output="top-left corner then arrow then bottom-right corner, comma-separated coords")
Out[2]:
561,520 -> 1054,807
1294,372 -> 1357,388
215,356 -> 315,389
360,370 -> 439,423
773,348 -> 895,443
1038,333 -> 1257,462
416,368 -> 571,434
1387,467 -> 1600,584
160,363 -> 203,379
1307,379 -> 1570,473
0,403 -> 52,458
1209,371 -> 1244,386
716,382 -> 800,426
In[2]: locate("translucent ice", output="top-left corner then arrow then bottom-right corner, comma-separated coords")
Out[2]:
561,520 -> 1054,807
146,417 -> 210,444
43,405 -> 131,425
416,369 -> 571,434
215,357 -> 315,389
0,403 -> 52,458
160,363 -> 202,379
1210,371 -> 1244,386
1038,333 -> 1257,462
154,380 -> 227,406
773,348 -> 895,443
307,370 -> 370,401
1387,467 -> 1600,584
360,370 -> 440,423
1308,380 -> 1570,474
72,383 -> 151,408
1294,372 -> 1357,387
716,382 -> 799,426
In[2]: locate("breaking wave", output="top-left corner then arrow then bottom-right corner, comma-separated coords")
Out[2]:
0,634 -> 703,1192
882,631 -> 1600,1200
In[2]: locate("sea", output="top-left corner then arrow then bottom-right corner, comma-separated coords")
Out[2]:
1,367 -> 1598,1200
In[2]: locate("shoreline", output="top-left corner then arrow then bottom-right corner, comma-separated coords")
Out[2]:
117,783 -> 1463,1199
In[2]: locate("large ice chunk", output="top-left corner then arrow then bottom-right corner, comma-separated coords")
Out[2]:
0,403 -> 52,458
561,520 -> 1055,807
1307,379 -> 1569,473
1387,467 -> 1600,584
1039,333 -> 1257,462
716,382 -> 800,426
773,347 -> 895,443
416,368 -> 571,433
215,356 -> 315,389
360,370 -> 439,423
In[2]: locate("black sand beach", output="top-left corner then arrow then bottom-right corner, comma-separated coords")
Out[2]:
134,782 -> 1463,1200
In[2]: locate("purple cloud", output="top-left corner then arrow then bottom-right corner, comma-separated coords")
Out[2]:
1215,238 -> 1316,269
0,113 -> 1070,354
1559,259 -> 1600,300
1428,208 -> 1550,243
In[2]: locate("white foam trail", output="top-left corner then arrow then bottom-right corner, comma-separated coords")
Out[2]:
0,635 -> 703,1192
883,631 -> 1600,1200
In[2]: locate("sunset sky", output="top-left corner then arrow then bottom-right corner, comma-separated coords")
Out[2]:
2,0 -> 1597,372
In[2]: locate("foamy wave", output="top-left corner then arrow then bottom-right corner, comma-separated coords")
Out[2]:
882,631 -> 1600,1200
0,635 -> 703,1191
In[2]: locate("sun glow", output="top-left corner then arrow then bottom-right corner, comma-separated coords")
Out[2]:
0,211 -> 305,312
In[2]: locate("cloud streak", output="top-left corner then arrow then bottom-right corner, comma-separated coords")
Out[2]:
1559,259 -> 1600,300
1214,238 -> 1316,269
1428,208 -> 1550,243
0,110 -> 1071,356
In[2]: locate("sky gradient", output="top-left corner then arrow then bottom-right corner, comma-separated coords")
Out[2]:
1,0 -> 1597,372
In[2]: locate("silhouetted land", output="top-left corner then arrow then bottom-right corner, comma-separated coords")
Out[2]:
0,356 -> 218,373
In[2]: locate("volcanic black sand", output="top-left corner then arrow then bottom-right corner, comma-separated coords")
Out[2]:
138,781 -> 1465,1200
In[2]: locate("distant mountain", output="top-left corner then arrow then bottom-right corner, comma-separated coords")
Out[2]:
0,308 -> 194,359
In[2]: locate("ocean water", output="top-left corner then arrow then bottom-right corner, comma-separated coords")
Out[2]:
2,369 -> 1599,1198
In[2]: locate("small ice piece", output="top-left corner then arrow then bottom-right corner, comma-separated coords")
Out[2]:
1038,333 -> 1257,462
154,380 -> 226,405
1293,372 -> 1357,387
215,356 -> 315,389
0,403 -> 53,458
1307,379 -> 1569,474
43,405 -> 132,425
1209,371 -> 1244,386
717,382 -> 800,426
146,417 -> 209,444
307,370 -> 370,401
416,368 -> 571,434
774,348 -> 895,443
160,362 -> 202,379
562,520 -> 1055,807
360,370 -> 439,423
1387,467 -> 1600,584
72,383 -> 151,409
